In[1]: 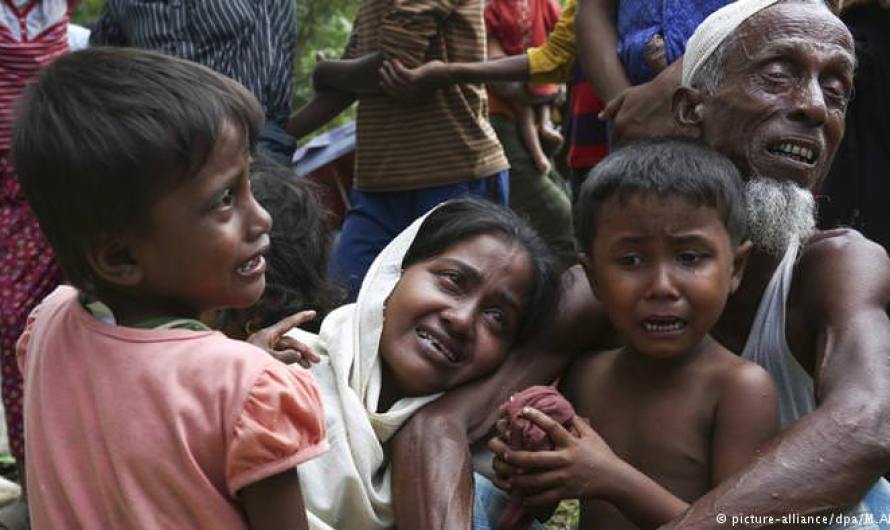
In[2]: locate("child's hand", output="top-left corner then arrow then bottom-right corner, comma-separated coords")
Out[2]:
491,407 -> 622,507
489,416 -> 519,491
378,59 -> 448,100
247,311 -> 321,369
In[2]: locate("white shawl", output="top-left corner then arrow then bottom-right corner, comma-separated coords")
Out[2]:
288,212 -> 442,530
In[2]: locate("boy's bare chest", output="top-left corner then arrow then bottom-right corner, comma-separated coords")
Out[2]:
571,371 -> 718,500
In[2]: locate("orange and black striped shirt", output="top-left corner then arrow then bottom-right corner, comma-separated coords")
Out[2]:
344,0 -> 508,191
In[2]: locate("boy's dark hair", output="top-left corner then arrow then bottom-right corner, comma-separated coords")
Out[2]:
219,156 -> 345,333
574,137 -> 747,252
402,198 -> 561,344
13,47 -> 263,292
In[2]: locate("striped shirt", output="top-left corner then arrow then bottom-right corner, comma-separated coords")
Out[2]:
344,0 -> 508,191
90,0 -> 296,129
0,0 -> 71,156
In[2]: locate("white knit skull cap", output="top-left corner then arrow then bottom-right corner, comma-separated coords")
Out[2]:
681,0 -> 784,87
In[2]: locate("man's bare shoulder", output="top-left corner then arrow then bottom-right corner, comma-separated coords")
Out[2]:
796,228 -> 890,317
801,228 -> 887,261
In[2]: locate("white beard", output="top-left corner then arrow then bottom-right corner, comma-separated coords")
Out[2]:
745,177 -> 816,256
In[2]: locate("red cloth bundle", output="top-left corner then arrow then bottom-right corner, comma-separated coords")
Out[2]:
496,385 -> 575,530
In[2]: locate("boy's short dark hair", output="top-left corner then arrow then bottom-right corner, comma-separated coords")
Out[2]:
13,47 -> 263,292
402,198 -> 562,345
574,137 -> 747,252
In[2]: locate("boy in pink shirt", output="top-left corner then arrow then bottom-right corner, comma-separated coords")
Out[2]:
11,48 -> 327,530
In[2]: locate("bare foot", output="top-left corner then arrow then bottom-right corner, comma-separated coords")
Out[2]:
0,499 -> 28,530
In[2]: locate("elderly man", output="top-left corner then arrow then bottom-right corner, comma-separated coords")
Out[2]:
389,1 -> 890,528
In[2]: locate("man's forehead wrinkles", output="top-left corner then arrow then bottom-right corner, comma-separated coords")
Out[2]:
728,32 -> 854,73
756,38 -> 855,63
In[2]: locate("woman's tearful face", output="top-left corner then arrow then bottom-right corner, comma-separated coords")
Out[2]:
378,234 -> 533,400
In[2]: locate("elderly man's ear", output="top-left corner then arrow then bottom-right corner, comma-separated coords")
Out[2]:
672,86 -> 705,136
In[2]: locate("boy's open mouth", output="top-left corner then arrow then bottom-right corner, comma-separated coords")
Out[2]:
642,317 -> 687,333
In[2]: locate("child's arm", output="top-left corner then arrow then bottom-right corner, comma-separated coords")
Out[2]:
491,409 -> 688,529
286,91 -> 355,141
313,53 -> 387,95
485,35 -> 557,107
709,363 -> 779,484
378,55 -> 532,99
241,470 -> 309,530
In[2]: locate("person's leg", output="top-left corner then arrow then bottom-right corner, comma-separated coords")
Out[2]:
536,104 -> 564,151
490,115 -> 575,269
328,189 -> 408,301
516,106 -> 551,175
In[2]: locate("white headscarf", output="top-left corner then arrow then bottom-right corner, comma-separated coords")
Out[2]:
289,210 -> 443,530
682,0 -> 784,86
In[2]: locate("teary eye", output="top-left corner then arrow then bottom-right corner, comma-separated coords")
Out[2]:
216,188 -> 235,208
821,79 -> 850,110
436,270 -> 465,293
617,254 -> 642,268
677,251 -> 705,266
758,60 -> 795,91
483,307 -> 510,335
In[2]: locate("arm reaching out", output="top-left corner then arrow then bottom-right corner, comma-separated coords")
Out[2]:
379,55 -> 533,99
313,53 -> 387,95
286,92 -> 355,141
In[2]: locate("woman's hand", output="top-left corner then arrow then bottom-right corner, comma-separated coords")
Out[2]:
490,407 -> 622,507
247,311 -> 321,368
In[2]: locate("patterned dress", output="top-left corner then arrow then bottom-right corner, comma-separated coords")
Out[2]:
0,0 -> 72,461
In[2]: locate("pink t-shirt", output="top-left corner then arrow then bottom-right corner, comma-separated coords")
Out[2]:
17,286 -> 328,529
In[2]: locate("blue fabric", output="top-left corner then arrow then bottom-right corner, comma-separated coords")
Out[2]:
329,172 -> 509,301
863,478 -> 890,529
473,473 -> 546,530
818,479 -> 890,530
616,0 -> 732,84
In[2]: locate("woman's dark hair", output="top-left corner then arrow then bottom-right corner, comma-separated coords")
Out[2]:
574,137 -> 747,252
13,47 -> 263,293
402,198 -> 561,344
218,156 -> 345,334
